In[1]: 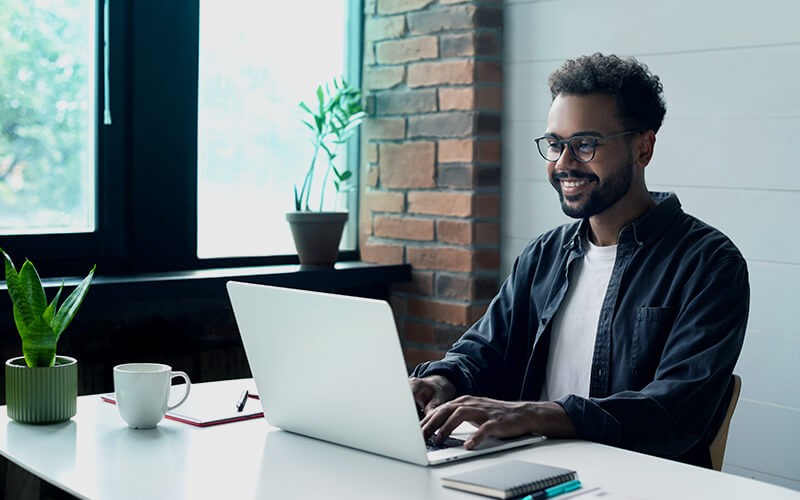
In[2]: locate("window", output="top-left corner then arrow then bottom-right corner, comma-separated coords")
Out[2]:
0,0 -> 96,236
197,0 -> 357,259
0,1 -> 362,276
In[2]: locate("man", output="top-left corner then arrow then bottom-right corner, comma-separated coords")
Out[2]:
410,53 -> 749,468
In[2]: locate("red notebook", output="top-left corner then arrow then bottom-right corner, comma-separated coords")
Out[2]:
101,379 -> 264,427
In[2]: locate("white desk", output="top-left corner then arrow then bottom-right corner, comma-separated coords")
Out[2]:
0,379 -> 797,500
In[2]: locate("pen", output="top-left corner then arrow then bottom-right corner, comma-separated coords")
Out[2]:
236,389 -> 249,412
520,479 -> 582,500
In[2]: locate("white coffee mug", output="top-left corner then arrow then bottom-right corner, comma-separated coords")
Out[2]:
113,363 -> 191,429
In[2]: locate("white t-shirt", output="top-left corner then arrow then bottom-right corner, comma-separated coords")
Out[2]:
542,236 -> 617,401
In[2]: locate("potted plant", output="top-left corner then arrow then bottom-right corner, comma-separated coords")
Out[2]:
286,76 -> 366,267
1,247 -> 95,424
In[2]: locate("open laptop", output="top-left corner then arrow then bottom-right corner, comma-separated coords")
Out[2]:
226,281 -> 545,466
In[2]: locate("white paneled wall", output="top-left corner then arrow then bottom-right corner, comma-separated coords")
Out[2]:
502,0 -> 800,490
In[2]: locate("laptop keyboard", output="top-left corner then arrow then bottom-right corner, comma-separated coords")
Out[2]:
425,436 -> 465,451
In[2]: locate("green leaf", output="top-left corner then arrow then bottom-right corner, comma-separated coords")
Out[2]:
3,249 -> 38,331
339,170 -> 352,181
299,101 -> 313,115
42,283 -> 63,325
20,315 -> 57,367
294,185 -> 301,211
52,265 -> 95,340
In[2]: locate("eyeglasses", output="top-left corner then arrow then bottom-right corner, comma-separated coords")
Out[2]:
534,130 -> 639,163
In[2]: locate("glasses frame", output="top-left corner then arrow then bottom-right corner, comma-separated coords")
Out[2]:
534,129 -> 640,163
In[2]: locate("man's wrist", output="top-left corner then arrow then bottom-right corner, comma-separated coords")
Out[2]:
524,401 -> 579,438
427,375 -> 457,402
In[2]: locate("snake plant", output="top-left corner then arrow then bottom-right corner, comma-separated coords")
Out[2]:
1,247 -> 95,367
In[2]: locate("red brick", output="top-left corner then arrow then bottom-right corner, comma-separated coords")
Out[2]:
439,87 -> 475,111
407,246 -> 473,272
364,190 -> 404,212
402,346 -> 445,370
438,139 -> 474,163
435,273 -> 498,301
376,89 -> 437,114
440,33 -> 476,57
364,40 -> 376,66
476,61 -> 502,83
477,140 -> 501,163
408,60 -> 474,88
364,117 -> 406,141
408,191 -> 472,216
475,193 -> 500,217
376,36 -> 438,64
380,142 -> 435,188
438,165 -> 475,189
404,321 -> 435,344
366,165 -> 379,187
441,32 -> 501,57
378,0 -> 435,15
475,222 -> 499,244
408,297 -> 474,325
407,5 -> 477,34
365,15 -> 406,41
469,303 -> 490,323
389,295 -> 407,323
476,86 -> 503,110
364,66 -> 405,91
361,241 -> 404,264
394,271 -> 435,295
374,215 -> 434,241
436,219 -> 473,245
474,249 -> 500,270
366,143 -> 379,164
408,113 -> 475,138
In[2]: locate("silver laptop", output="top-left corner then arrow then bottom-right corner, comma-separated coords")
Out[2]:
226,281 -> 544,466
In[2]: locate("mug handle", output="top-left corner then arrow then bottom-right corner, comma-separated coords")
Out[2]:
167,371 -> 191,411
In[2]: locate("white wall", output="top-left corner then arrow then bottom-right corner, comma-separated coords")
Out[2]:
502,0 -> 800,490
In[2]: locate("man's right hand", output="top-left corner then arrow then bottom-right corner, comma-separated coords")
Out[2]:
409,375 -> 456,416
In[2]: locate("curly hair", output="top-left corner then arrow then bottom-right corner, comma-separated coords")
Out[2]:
548,53 -> 666,133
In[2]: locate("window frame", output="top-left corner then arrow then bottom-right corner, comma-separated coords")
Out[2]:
0,0 -> 364,278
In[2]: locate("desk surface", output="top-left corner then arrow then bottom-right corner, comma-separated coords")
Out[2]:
0,379 -> 797,500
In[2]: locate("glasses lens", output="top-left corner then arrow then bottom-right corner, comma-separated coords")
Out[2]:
536,138 -> 562,161
568,137 -> 597,162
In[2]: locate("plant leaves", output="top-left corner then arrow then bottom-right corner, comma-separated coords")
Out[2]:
20,315 -> 57,367
52,265 -> 95,340
3,250 -> 38,331
42,283 -> 63,325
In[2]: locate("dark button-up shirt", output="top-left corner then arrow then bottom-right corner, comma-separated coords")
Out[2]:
412,192 -> 749,467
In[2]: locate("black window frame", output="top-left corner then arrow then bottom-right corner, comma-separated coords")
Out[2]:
0,0 -> 364,279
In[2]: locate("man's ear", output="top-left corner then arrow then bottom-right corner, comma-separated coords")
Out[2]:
636,130 -> 656,167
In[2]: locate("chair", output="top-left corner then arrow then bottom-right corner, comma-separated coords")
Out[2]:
709,374 -> 742,471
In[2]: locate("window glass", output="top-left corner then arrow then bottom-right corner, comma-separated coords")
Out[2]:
197,1 -> 353,259
0,0 -> 96,235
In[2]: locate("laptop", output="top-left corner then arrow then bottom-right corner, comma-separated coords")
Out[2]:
226,281 -> 545,466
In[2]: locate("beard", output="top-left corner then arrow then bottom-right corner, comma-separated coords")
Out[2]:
550,154 -> 634,219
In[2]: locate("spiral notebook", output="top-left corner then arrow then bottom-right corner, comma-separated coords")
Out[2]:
441,460 -> 578,499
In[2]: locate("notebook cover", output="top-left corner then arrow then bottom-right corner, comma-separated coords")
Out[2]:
101,379 -> 263,427
441,460 -> 578,499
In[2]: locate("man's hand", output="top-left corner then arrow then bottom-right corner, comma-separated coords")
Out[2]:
420,396 -> 578,449
409,375 -> 456,415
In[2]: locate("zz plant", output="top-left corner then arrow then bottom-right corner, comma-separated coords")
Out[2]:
1,248 -> 95,368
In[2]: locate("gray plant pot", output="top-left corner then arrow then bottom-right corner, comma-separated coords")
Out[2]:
5,356 -> 78,424
286,211 -> 348,267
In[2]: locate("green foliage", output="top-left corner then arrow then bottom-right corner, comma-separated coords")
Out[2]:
295,77 -> 365,212
0,0 -> 90,229
1,247 -> 94,368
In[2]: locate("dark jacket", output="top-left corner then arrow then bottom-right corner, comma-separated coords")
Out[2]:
412,192 -> 749,467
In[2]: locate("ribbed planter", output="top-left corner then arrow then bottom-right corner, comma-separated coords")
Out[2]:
286,211 -> 348,267
5,356 -> 78,424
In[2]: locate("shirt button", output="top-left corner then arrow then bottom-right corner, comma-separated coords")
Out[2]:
597,368 -> 603,377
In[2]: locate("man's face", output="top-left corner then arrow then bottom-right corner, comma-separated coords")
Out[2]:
544,93 -> 636,219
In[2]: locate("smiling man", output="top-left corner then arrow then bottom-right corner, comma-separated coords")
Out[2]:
409,53 -> 750,468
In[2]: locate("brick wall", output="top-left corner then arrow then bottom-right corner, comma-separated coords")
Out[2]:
359,0 -> 503,369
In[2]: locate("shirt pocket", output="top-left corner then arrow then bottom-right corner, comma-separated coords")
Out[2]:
632,306 -> 675,382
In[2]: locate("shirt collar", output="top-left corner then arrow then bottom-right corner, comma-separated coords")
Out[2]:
563,192 -> 682,249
